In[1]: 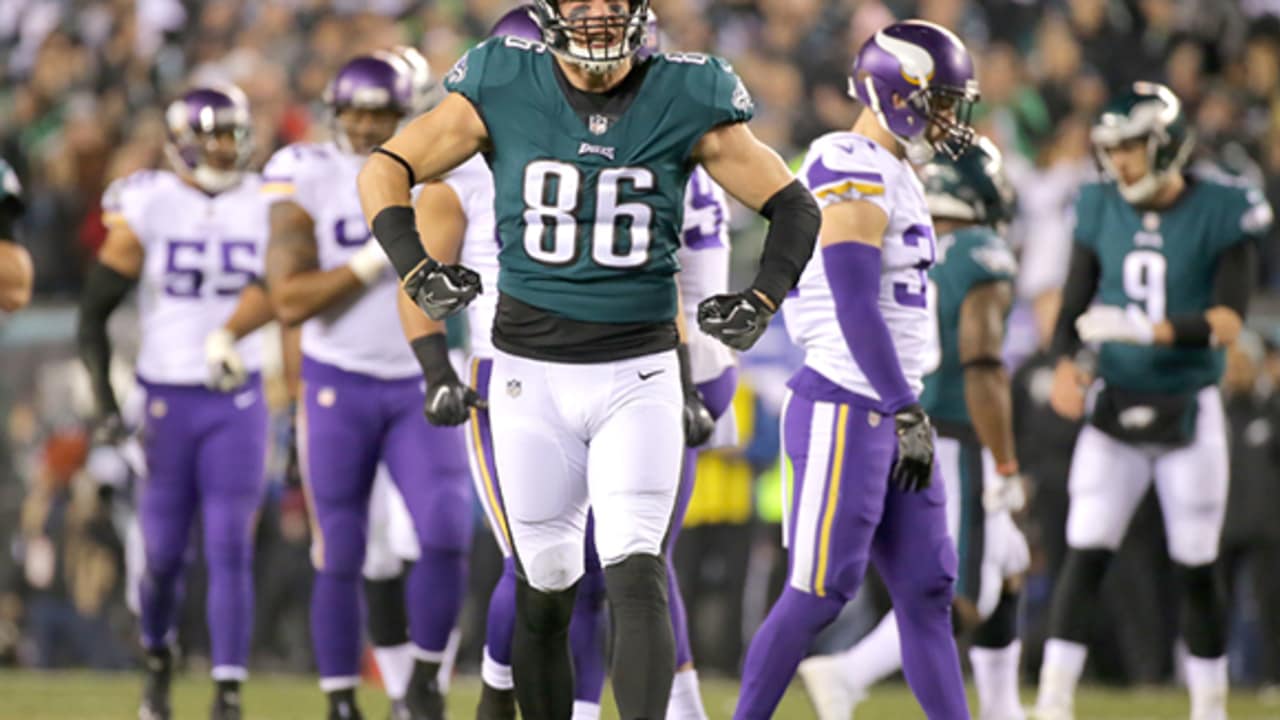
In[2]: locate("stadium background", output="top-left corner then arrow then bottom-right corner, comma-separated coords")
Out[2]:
2,0 -> 1280,717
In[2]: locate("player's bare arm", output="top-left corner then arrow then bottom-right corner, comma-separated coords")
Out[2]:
0,240 -> 34,312
357,94 -> 487,283
959,281 -> 1017,471
693,121 -> 820,348
77,220 -> 143,434
264,200 -> 370,326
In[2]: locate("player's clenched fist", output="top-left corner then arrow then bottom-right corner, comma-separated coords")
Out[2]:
698,290 -> 774,351
891,404 -> 935,492
402,259 -> 482,321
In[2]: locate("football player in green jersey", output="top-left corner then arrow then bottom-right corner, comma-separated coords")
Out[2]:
1036,82 -> 1273,720
0,158 -> 33,312
357,2 -> 820,718
799,137 -> 1030,720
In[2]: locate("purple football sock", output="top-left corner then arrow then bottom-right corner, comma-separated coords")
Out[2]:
570,566 -> 607,703
734,587 -> 844,720
485,558 -> 517,668
311,569 -> 364,680
408,547 -> 468,654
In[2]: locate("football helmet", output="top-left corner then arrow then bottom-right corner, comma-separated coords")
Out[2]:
393,45 -> 442,115
324,52 -> 414,154
850,20 -> 980,164
1091,81 -> 1194,204
921,135 -> 1016,228
163,84 -> 253,193
489,4 -> 542,40
531,0 -> 651,75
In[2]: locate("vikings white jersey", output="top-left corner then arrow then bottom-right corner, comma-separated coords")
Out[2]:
678,166 -> 735,384
103,170 -> 268,386
442,154 -> 499,359
263,142 -> 418,380
784,131 -> 936,401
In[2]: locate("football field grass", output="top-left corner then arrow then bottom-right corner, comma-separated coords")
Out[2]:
1,671 -> 1278,719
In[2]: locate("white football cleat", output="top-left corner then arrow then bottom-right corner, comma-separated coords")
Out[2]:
797,654 -> 864,720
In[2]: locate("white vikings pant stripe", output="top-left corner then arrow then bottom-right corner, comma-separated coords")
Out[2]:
779,390 -> 794,550
466,357 -> 513,558
789,401 -> 838,595
1067,384 -> 1228,566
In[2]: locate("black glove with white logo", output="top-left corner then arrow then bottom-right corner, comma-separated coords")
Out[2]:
891,403 -> 935,492
402,259 -> 482,321
678,344 -> 715,448
412,333 -> 485,427
697,290 -> 774,351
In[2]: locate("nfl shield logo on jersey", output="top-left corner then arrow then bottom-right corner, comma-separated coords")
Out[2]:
588,114 -> 610,135
507,379 -> 522,398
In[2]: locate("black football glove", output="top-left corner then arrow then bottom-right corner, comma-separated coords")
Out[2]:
698,290 -> 774,351
402,259 -> 482,321
891,404 -> 935,492
425,380 -> 486,427
677,343 -> 716,447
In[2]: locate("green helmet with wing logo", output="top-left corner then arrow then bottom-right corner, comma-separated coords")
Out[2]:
1091,81 -> 1194,204
920,135 -> 1016,228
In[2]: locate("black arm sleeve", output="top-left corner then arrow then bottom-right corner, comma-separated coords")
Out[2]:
372,205 -> 431,279
750,179 -> 821,308
410,332 -> 460,387
1048,243 -> 1101,360
1212,239 -> 1256,317
77,263 -> 136,416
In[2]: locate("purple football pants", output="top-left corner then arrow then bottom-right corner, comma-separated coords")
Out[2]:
300,357 -> 472,682
734,368 -> 967,719
136,377 -> 267,678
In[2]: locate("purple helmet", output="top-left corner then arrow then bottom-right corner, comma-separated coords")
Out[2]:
325,52 -> 413,115
163,83 -> 253,193
489,4 -> 542,41
324,52 -> 413,153
850,20 -> 980,163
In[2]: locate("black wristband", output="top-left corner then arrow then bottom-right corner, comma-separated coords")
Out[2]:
371,206 -> 430,279
751,179 -> 820,307
411,333 -> 459,387
1168,314 -> 1214,347
372,146 -> 416,187
677,343 -> 696,396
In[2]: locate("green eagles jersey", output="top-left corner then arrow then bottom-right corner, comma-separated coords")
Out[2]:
444,38 -> 753,324
1075,176 -> 1272,393
920,226 -> 1017,426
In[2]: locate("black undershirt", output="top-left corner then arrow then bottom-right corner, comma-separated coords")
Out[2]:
549,55 -> 652,129
493,292 -> 678,363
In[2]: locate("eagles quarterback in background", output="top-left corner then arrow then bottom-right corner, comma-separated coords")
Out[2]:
0,158 -> 34,312
799,137 -> 1029,720
1035,81 -> 1273,720
357,0 -> 821,718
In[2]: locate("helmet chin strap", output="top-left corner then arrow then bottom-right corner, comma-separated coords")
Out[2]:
1117,173 -> 1162,204
562,40 -> 630,75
